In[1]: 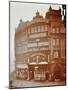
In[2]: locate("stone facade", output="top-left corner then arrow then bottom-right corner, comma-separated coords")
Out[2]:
15,6 -> 66,81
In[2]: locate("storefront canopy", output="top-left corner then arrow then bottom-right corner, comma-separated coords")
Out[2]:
17,64 -> 28,69
29,62 -> 36,65
39,61 -> 48,64
29,61 -> 48,65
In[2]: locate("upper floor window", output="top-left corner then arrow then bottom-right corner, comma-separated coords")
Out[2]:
56,28 -> 59,33
54,51 -> 59,58
38,42 -> 49,46
56,39 -> 59,45
29,32 -> 47,38
27,42 -> 37,47
27,41 -> 49,48
60,27 -> 65,33
41,25 -> 44,32
45,25 -> 48,31
28,28 -> 31,34
32,48 -> 39,51
52,39 -> 55,46
52,39 -> 59,46
37,26 -> 41,32
34,27 -> 38,33
52,28 -> 55,33
31,27 -> 34,33
40,47 -> 49,50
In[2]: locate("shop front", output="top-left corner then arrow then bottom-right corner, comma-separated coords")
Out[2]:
16,64 -> 28,80
28,62 -> 48,81
49,61 -> 65,81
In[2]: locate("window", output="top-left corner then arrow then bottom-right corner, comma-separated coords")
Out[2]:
45,25 -> 47,31
29,33 -> 47,38
52,39 -> 55,46
56,39 -> 59,45
27,42 -> 37,47
37,26 -> 41,32
28,48 -> 33,52
52,28 -> 55,33
34,27 -> 38,33
54,51 -> 59,58
41,25 -> 44,32
56,28 -> 59,33
31,27 -> 34,33
52,39 -> 59,46
38,42 -> 49,46
28,28 -> 31,34
40,47 -> 48,50
27,42 -> 49,48
32,48 -> 39,51
60,27 -> 65,33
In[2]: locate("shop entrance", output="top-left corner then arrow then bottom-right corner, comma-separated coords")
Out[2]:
28,64 -> 48,81
34,67 -> 46,81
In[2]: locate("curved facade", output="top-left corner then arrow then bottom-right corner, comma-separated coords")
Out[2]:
15,7 -> 66,81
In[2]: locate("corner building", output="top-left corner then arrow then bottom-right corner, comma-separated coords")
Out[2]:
15,6 -> 66,81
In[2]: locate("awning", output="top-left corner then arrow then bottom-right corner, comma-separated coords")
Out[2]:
17,64 -> 28,68
29,61 -> 48,65
39,62 -> 48,64
29,62 -> 36,65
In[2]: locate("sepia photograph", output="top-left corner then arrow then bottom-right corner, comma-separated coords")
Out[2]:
9,1 -> 66,89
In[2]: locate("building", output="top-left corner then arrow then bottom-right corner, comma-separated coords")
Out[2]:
15,6 -> 66,81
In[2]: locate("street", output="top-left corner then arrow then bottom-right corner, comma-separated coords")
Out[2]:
12,79 -> 65,88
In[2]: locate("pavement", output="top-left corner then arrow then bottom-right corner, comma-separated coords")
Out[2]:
12,79 -> 65,88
